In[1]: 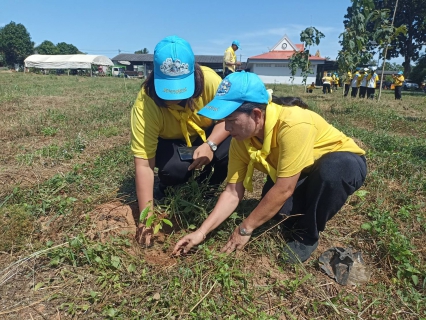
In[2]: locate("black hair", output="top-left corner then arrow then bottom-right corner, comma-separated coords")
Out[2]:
233,96 -> 309,115
271,96 -> 309,109
234,102 -> 267,115
142,63 -> 204,111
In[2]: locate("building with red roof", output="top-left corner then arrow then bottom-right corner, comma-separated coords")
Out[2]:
246,34 -> 326,85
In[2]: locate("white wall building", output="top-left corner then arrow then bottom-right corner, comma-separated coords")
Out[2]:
246,35 -> 326,85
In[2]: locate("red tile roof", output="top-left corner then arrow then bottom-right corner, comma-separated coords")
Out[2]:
249,51 -> 326,61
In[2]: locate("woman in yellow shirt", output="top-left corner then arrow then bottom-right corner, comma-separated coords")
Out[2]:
131,36 -> 231,246
174,72 -> 367,263
392,71 -> 404,100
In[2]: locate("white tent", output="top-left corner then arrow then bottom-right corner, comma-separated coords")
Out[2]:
24,54 -> 114,69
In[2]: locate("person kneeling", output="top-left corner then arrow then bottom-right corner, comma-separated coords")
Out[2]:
173,72 -> 367,263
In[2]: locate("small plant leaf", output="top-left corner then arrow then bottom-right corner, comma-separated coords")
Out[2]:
153,223 -> 161,234
139,206 -> 150,222
162,218 -> 173,227
127,264 -> 136,273
412,275 -> 419,285
361,223 -> 371,230
146,215 -> 155,228
188,224 -> 197,230
34,282 -> 44,291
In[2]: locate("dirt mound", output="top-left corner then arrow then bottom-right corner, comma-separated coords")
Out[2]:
89,202 -> 139,242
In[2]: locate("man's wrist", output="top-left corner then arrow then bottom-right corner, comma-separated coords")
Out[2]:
238,223 -> 253,236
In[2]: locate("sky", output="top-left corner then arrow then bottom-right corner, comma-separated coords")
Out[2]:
1,0 -> 405,64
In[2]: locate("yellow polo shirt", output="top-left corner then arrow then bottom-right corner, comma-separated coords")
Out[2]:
226,104 -> 365,183
131,66 -> 222,159
223,46 -> 237,73
393,75 -> 404,86
345,71 -> 352,85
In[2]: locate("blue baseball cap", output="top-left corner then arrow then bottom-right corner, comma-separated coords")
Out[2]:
232,40 -> 241,49
197,71 -> 269,120
398,71 -> 403,75
153,36 -> 195,100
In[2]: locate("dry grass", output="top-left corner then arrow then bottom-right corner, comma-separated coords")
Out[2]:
0,73 -> 425,319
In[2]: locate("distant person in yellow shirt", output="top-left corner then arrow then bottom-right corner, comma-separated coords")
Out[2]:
306,82 -> 316,93
344,71 -> 352,97
131,36 -> 231,247
223,40 -> 241,78
366,67 -> 379,99
173,72 -> 367,263
322,73 -> 333,94
392,71 -> 404,100
351,68 -> 361,97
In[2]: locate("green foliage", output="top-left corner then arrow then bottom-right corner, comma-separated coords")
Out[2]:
0,21 -> 34,65
139,203 -> 173,235
134,48 -> 149,54
344,0 -> 426,76
410,54 -> 426,84
56,42 -> 81,54
35,40 -> 59,55
288,27 -> 324,86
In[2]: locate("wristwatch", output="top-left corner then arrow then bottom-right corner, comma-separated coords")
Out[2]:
238,224 -> 253,236
206,140 -> 217,152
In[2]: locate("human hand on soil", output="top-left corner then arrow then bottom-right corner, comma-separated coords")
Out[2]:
172,230 -> 206,255
188,143 -> 213,171
136,223 -> 153,247
220,226 -> 251,253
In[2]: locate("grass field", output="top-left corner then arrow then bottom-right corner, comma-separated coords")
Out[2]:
0,72 -> 425,319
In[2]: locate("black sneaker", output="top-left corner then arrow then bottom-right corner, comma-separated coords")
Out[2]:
281,239 -> 319,264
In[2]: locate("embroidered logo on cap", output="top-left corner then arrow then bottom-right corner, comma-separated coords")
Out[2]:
160,58 -> 190,76
216,79 -> 231,96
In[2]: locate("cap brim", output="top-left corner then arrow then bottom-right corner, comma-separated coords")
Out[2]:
197,98 -> 243,120
154,73 -> 195,100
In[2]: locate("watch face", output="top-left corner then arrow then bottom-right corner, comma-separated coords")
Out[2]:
212,145 -> 217,151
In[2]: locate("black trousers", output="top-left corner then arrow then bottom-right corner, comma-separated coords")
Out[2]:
350,87 -> 359,97
322,84 -> 331,94
223,68 -> 233,79
344,84 -> 350,96
395,86 -> 402,100
261,152 -> 367,243
367,87 -> 375,99
359,86 -> 367,98
155,127 -> 231,187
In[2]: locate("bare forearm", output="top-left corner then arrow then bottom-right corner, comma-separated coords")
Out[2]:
242,188 -> 291,232
198,186 -> 242,235
135,159 -> 155,214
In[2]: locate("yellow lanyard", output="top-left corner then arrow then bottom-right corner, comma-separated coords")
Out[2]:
168,107 -> 206,147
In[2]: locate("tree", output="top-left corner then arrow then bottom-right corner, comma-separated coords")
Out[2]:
288,27 -> 324,90
56,42 -> 80,55
0,21 -> 34,66
379,61 -> 403,71
344,0 -> 426,76
338,0 -> 376,78
410,54 -> 426,84
135,48 -> 149,54
35,40 -> 58,55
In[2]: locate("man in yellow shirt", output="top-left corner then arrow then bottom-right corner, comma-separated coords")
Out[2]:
344,71 -> 352,97
223,40 -> 241,78
322,73 -> 333,94
174,72 -> 367,263
392,71 -> 404,100
366,67 -> 379,99
350,67 -> 361,97
131,36 -> 231,247
306,82 -> 316,93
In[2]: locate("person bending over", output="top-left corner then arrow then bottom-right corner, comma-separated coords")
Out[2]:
173,72 -> 367,263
